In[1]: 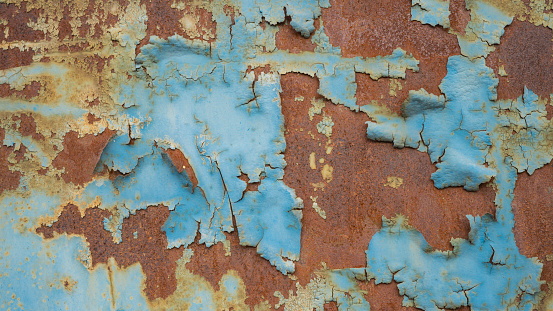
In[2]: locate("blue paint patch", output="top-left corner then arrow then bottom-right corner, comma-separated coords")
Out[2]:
411,0 -> 450,28
366,214 -> 543,310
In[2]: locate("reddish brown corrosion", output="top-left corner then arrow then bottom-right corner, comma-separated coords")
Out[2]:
163,147 -> 199,188
52,130 -> 114,185
36,204 -> 184,300
0,81 -> 41,100
137,0 -> 216,55
0,128 -> 22,194
11,113 -> 44,140
513,165 -> 553,291
322,0 -> 460,115
488,19 -> 553,100
186,229 -> 293,307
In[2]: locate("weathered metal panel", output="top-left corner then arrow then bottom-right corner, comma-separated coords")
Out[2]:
0,0 -> 552,310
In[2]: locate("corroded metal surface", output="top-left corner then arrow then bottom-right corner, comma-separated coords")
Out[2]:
1,0 -> 553,310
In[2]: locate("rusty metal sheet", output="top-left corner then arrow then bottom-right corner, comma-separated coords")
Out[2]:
0,0 -> 552,310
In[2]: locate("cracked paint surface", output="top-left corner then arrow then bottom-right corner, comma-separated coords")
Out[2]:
1,0 -> 553,310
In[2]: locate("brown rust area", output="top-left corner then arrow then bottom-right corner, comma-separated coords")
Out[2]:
449,0 -> 471,35
487,19 -> 553,100
52,130 -> 114,185
0,47 -> 35,71
512,166 -> 553,288
11,113 -> 45,140
0,128 -> 22,194
36,204 -> 183,300
275,17 -> 317,53
163,147 -> 198,188
0,81 -> 41,100
136,0 -> 216,55
280,72 -> 496,305
186,229 -> 293,307
0,2 -> 45,43
322,0 -> 460,115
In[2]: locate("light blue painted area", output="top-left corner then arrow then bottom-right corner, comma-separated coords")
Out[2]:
458,1 -> 513,59
411,0 -> 450,28
365,215 -> 543,310
88,0 -> 419,274
237,0 -> 331,37
324,269 -> 372,310
0,192 -> 148,311
359,1 -> 549,309
233,168 -> 302,274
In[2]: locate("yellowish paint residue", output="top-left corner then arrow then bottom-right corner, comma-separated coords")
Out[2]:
389,79 -> 402,97
273,268 -> 367,311
538,283 -> 553,311
254,300 -> 272,311
498,65 -> 507,76
384,176 -> 403,189
325,139 -> 333,154
310,196 -> 326,219
546,254 -> 553,261
223,239 -> 232,257
309,152 -> 317,170
311,182 -> 326,192
321,164 -> 333,183
308,98 -> 325,121
295,95 -> 304,102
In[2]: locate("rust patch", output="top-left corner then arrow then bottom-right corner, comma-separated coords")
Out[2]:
52,130 -> 114,185
280,72 -> 496,307
0,2 -> 45,43
11,113 -> 45,141
0,81 -> 41,100
137,0 -> 216,55
319,0 -> 459,115
36,204 -> 183,300
0,128 -> 22,194
186,229 -> 293,307
275,17 -> 317,53
449,0 -> 470,35
488,19 -> 553,100
163,147 -> 198,188
0,47 -> 35,71
512,165 -> 553,288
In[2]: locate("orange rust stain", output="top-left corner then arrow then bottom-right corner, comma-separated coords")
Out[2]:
36,204 -> 184,300
487,19 -> 553,100
163,147 -> 198,189
280,73 -> 496,308
186,229 -> 293,307
52,130 -> 115,185
0,128 -> 22,194
513,165 -> 553,289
